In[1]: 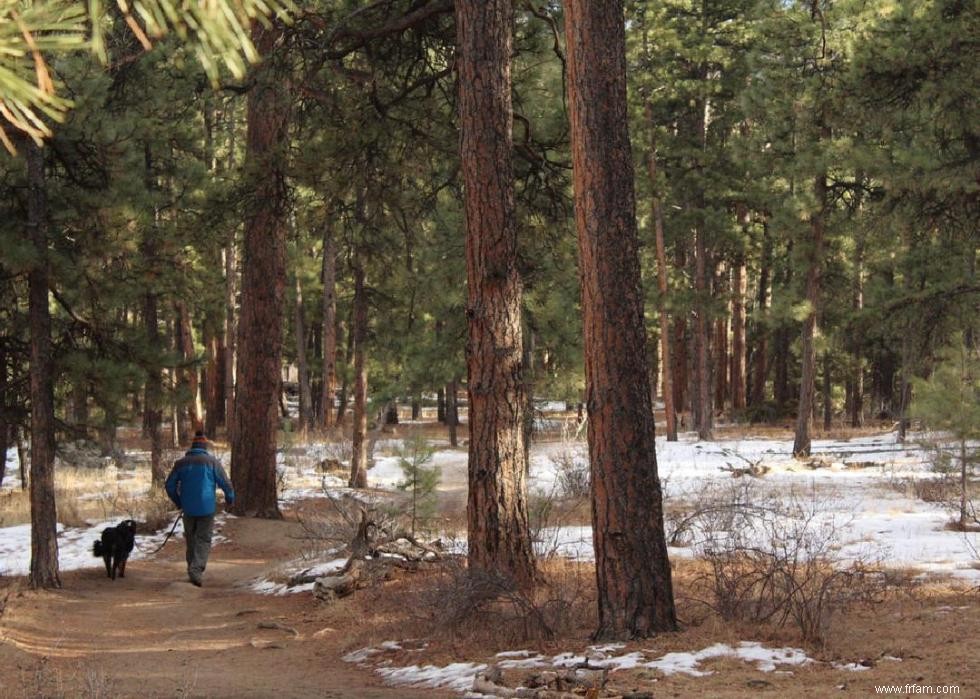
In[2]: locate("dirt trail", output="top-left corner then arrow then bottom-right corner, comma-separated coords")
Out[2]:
0,516 -> 447,698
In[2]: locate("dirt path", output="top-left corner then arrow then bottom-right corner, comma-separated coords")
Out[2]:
0,516 -> 449,698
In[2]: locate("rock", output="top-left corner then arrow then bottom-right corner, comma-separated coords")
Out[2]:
746,679 -> 773,689
572,668 -> 607,690
526,671 -> 558,688
483,665 -> 505,685
472,670 -> 516,698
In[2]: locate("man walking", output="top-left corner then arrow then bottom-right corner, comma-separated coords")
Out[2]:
165,431 -> 235,586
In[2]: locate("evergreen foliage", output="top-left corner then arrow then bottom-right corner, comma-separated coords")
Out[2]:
395,434 -> 440,538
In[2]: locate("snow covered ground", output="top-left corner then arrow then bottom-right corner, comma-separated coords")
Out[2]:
2,430 -> 977,583
342,638 -> 840,696
0,509 -> 230,577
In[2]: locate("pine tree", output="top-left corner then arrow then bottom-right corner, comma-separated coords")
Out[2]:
396,435 -> 440,538
564,0 -> 677,638
912,339 -> 980,529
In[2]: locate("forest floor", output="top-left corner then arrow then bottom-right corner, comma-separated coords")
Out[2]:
1,419 -> 978,697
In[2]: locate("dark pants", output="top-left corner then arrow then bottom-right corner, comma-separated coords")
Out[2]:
183,514 -> 214,582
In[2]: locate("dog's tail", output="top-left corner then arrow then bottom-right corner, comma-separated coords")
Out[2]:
93,541 -> 104,557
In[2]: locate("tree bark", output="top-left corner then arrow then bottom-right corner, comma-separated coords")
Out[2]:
646,112 -> 677,441
447,377 -> 459,448
224,238 -> 237,438
320,220 -> 337,429
293,269 -> 313,433
349,261 -> 369,488
714,266 -> 729,413
793,169 -> 827,457
672,311 -> 687,417
457,0 -> 537,586
822,351 -> 832,432
174,301 -> 202,440
26,140 -> 60,589
847,237 -> 865,427
16,428 -> 27,490
749,220 -> 771,409
231,21 -> 288,519
563,0 -> 676,639
732,207 -> 749,412
692,227 -> 713,440
436,386 -> 446,423
143,285 -> 165,487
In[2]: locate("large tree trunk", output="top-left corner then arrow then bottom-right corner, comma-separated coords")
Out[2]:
231,22 -> 288,519
26,141 -> 60,589
349,261 -> 369,488
457,0 -> 537,586
793,170 -> 827,457
646,113 -> 677,441
320,220 -> 337,430
563,0 -> 676,639
293,269 -> 313,433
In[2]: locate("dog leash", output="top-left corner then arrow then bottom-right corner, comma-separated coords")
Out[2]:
143,512 -> 183,556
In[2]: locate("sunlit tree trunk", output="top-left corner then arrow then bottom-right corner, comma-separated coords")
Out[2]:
563,0 -> 676,639
25,140 -> 60,589
231,21 -> 288,519
457,0 -> 537,586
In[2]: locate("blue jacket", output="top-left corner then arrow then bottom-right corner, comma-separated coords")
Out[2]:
165,448 -> 235,517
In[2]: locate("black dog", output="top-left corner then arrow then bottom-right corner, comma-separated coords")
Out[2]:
92,520 -> 136,580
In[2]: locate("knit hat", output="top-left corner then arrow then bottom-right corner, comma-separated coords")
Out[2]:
191,431 -> 209,450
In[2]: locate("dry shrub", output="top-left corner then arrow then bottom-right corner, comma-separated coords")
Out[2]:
57,498 -> 88,529
676,481 -> 889,645
417,557 -> 594,646
887,471 -> 958,504
0,490 -> 30,527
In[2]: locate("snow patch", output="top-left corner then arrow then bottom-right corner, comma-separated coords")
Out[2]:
0,514 -> 229,577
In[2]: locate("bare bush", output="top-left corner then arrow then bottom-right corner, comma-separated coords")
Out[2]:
679,482 -> 887,644
419,557 -> 592,644
323,438 -> 354,467
550,443 -> 590,500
